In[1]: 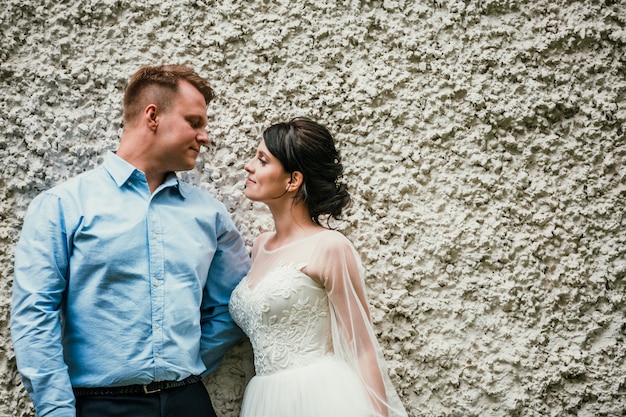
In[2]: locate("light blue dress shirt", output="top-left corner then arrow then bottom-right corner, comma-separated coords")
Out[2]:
11,152 -> 251,417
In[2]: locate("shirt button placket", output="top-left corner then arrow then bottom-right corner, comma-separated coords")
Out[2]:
147,205 -> 165,377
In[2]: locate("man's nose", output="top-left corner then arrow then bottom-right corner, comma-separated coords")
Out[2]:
197,130 -> 210,145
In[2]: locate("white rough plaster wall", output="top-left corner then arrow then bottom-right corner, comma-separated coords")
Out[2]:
1,0 -> 625,416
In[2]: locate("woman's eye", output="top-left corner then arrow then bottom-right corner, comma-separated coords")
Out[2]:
258,157 -> 267,165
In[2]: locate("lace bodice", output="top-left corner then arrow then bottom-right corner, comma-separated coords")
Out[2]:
229,263 -> 333,375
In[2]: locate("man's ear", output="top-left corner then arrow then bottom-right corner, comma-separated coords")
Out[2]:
144,104 -> 158,131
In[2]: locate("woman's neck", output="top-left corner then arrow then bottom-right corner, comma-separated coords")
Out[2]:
267,201 -> 324,247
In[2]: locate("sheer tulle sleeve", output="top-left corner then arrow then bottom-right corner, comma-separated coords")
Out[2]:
309,231 -> 408,417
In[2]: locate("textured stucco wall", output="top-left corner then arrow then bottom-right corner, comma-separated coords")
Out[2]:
1,0 -> 625,416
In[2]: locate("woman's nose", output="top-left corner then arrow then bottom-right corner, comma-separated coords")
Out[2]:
244,159 -> 253,172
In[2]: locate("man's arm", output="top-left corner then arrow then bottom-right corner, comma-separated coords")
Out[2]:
199,212 -> 251,375
11,193 -> 76,417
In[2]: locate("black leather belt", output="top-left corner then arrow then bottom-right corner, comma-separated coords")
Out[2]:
73,375 -> 202,396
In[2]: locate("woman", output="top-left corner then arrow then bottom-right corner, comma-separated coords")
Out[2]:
229,117 -> 408,417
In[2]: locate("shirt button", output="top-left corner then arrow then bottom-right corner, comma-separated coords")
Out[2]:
153,280 -> 160,287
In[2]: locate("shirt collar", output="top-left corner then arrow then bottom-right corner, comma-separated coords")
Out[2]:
104,151 -> 186,198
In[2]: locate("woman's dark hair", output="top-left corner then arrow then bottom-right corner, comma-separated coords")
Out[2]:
263,117 -> 351,225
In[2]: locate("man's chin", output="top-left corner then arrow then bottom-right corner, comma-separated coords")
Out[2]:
183,160 -> 198,171
172,164 -> 196,173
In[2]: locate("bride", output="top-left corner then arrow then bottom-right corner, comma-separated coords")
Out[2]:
229,117 -> 408,417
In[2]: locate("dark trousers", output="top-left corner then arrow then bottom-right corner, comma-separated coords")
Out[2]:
75,381 -> 217,417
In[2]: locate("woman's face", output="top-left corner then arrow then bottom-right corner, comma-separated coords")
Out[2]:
243,139 -> 293,202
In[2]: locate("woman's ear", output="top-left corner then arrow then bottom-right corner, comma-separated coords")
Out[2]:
287,171 -> 304,192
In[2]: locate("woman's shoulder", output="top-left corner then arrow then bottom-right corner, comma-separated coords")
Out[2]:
313,229 -> 355,252
307,229 -> 363,283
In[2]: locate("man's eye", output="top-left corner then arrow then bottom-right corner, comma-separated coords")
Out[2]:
188,119 -> 203,128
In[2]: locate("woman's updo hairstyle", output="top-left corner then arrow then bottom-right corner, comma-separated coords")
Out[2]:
263,117 -> 351,225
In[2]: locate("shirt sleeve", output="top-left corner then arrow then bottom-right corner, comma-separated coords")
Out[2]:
310,232 -> 408,417
199,210 -> 252,374
10,193 -> 77,417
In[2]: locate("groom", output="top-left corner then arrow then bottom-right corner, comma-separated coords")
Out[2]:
11,64 -> 251,417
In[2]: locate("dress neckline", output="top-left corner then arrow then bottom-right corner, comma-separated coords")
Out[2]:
261,229 -> 332,254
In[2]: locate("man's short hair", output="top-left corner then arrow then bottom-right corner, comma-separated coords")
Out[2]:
122,64 -> 215,126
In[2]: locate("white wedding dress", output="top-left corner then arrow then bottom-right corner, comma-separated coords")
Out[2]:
229,230 -> 408,417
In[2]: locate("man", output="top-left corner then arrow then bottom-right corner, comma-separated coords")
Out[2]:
10,64 -> 251,417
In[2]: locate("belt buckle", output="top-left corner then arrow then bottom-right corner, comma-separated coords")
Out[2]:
143,384 -> 161,394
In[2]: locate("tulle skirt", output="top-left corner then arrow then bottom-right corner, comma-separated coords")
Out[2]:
239,356 -> 373,417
